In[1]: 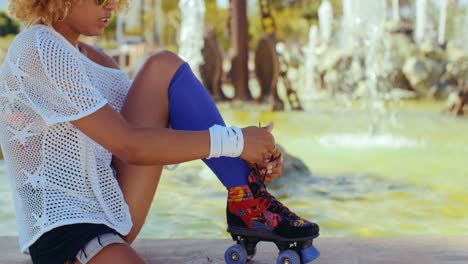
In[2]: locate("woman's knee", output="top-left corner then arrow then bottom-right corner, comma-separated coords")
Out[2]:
127,50 -> 185,115
144,50 -> 185,77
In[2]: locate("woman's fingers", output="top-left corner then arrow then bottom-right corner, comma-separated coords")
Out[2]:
264,164 -> 283,182
271,166 -> 283,177
264,168 -> 281,183
272,146 -> 283,161
263,122 -> 274,132
245,161 -> 256,169
271,144 -> 279,156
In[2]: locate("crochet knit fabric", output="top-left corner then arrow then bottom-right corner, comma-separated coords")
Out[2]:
0,25 -> 133,253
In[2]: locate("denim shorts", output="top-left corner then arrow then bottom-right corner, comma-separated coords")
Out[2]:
29,224 -> 125,264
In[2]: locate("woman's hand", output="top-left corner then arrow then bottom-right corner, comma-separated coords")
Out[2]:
246,145 -> 284,183
262,146 -> 284,183
240,122 -> 276,165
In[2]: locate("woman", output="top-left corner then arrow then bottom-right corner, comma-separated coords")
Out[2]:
0,0 -> 319,263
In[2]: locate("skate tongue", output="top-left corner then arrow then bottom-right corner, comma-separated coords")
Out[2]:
247,170 -> 266,195
248,170 -> 298,219
245,170 -> 301,221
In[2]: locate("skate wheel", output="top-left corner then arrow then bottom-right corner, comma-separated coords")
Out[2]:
277,249 -> 301,264
225,244 -> 247,264
300,245 -> 320,263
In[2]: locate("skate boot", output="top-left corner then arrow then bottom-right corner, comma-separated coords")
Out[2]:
224,169 -> 320,264
227,169 -> 319,239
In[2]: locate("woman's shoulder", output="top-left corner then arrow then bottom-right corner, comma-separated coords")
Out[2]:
4,25 -> 46,62
8,25 -> 122,74
14,24 -> 57,44
77,42 -> 120,70
8,25 -> 42,50
9,24 -> 69,58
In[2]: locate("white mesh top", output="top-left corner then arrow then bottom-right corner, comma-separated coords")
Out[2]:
0,24 -> 133,253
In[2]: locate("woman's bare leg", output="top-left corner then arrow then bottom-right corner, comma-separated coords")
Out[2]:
111,50 -> 184,244
88,243 -> 146,264
70,243 -> 146,264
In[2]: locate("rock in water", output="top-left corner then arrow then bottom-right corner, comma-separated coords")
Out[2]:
402,56 -> 446,98
441,57 -> 468,115
268,144 -> 313,189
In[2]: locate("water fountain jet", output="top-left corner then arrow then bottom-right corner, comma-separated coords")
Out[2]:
341,0 -> 356,50
304,25 -> 318,99
392,0 -> 400,21
438,0 -> 448,45
464,5 -> 468,52
178,0 -> 206,76
414,0 -> 427,44
318,0 -> 333,43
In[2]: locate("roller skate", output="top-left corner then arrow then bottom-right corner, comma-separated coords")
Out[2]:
224,169 -> 320,264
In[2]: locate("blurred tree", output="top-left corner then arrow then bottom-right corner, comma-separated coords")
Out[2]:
151,0 -> 158,44
103,16 -> 117,39
205,1 -> 230,51
106,0 -> 343,52
160,0 -> 180,49
249,0 -> 342,47
140,0 -> 146,41
0,11 -> 20,37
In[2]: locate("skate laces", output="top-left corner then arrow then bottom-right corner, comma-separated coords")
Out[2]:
254,152 -> 282,183
250,160 -> 297,220
262,192 -> 297,219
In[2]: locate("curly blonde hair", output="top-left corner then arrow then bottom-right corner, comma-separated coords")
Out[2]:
8,0 -> 128,27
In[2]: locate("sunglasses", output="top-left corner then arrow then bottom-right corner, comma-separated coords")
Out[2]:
97,0 -> 109,6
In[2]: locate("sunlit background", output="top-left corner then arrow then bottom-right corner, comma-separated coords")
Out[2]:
0,0 -> 467,241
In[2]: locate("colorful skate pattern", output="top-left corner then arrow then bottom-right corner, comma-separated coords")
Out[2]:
225,170 -> 320,264
227,170 -> 319,237
249,172 -> 316,228
227,184 -> 281,230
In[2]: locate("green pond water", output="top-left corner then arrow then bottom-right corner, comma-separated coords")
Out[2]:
0,100 -> 467,239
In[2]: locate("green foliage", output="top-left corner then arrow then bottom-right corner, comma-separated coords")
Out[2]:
103,16 -> 118,38
118,0 -> 343,53
0,11 -> 20,37
204,0 -> 344,51
0,34 -> 15,50
205,1 -> 230,51
271,0 -> 342,43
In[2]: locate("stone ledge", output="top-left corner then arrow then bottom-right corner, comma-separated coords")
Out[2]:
2,236 -> 467,263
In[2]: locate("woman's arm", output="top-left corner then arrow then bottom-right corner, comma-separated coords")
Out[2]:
71,104 -> 274,166
71,104 -> 209,165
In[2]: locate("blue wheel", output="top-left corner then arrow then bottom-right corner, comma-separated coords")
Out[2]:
300,245 -> 320,263
225,244 -> 248,264
277,249 -> 301,264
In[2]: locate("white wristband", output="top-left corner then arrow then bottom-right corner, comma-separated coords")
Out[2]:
208,125 -> 221,158
207,125 -> 244,159
231,126 -> 244,157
